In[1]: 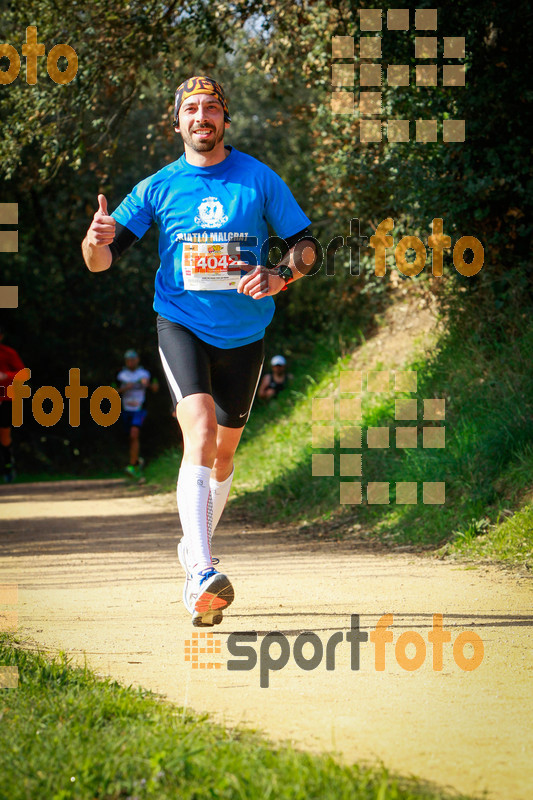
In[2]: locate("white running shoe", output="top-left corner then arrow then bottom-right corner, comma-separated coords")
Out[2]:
177,540 -> 234,627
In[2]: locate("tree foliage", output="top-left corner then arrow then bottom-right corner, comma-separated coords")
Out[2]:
235,0 -> 532,312
0,0 -> 530,472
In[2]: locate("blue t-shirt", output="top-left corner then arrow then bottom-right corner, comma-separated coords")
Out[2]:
112,146 -> 311,348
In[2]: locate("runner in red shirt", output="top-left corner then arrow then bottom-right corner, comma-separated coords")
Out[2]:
0,325 -> 25,482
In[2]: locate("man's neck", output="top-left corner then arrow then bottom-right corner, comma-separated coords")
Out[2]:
184,144 -> 230,167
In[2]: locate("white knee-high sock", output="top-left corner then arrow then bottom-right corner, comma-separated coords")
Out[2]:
176,463 -> 213,572
210,467 -> 234,536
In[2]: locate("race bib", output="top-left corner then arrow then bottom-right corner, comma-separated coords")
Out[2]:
182,242 -> 242,291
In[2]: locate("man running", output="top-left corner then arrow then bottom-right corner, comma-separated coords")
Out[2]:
82,76 -> 315,627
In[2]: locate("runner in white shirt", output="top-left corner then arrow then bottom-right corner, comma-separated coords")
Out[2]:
117,349 -> 157,478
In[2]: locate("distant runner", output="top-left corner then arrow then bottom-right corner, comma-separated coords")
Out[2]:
0,325 -> 25,483
117,349 -> 158,479
82,76 -> 315,626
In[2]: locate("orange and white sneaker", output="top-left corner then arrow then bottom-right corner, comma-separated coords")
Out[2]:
178,540 -> 233,627
189,567 -> 234,627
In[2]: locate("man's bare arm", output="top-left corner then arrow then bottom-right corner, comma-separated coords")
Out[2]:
277,238 -> 317,280
82,194 -> 115,272
237,237 -> 317,299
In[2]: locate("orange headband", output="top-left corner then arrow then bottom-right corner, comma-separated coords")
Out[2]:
174,76 -> 231,125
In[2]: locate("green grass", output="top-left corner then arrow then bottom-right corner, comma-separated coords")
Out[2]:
233,312 -> 533,551
144,447 -> 182,488
441,501 -> 533,566
0,636 -> 476,800
146,305 -> 533,563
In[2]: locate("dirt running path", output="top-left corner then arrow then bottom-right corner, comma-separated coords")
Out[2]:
1,479 -> 531,799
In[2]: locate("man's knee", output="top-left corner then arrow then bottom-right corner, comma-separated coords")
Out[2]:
193,419 -> 218,449
176,394 -> 219,460
213,450 -> 234,472
213,426 -> 242,475
180,414 -> 217,457
130,426 -> 140,441
179,404 -> 217,440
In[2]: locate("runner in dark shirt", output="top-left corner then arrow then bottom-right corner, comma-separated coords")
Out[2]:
258,355 -> 290,401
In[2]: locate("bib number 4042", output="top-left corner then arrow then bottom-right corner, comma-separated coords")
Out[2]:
195,255 -> 239,270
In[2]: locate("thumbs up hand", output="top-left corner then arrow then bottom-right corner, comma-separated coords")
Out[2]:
98,194 -> 108,215
87,193 -> 116,247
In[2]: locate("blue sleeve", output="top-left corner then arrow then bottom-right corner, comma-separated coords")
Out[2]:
262,167 -> 311,240
112,175 -> 155,239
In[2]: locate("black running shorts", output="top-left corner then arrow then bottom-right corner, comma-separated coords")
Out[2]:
157,315 -> 264,428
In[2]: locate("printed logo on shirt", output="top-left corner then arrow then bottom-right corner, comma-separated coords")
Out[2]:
194,196 -> 229,228
174,232 -> 251,242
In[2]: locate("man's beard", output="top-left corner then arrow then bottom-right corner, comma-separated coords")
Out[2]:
182,123 -> 224,152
